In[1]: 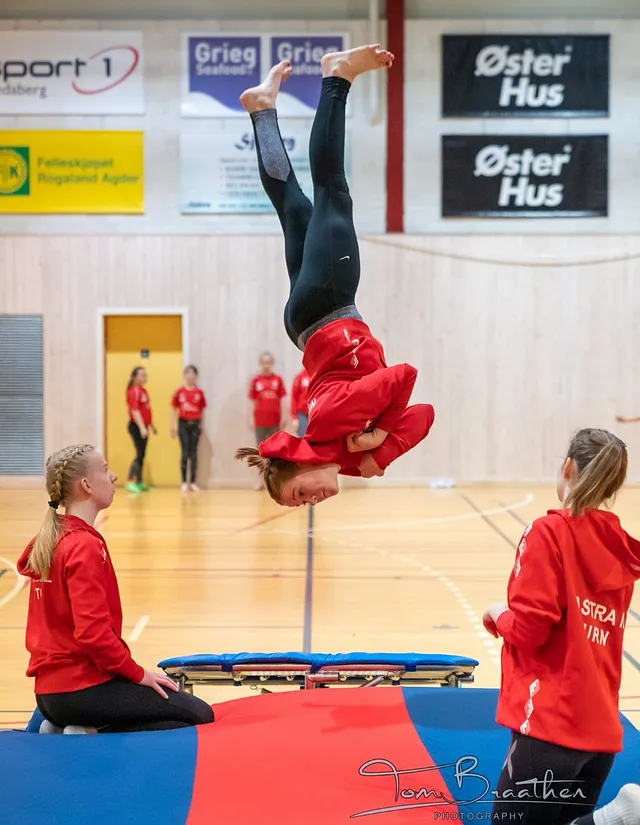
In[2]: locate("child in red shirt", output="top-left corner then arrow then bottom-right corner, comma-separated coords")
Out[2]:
236,48 -> 434,506
18,444 -> 214,733
291,367 -> 311,437
484,428 -> 640,825
125,366 -> 156,493
248,352 -> 287,446
171,365 -> 207,492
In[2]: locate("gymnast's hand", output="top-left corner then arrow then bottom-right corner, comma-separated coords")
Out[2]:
138,669 -> 180,699
359,453 -> 384,479
346,428 -> 389,452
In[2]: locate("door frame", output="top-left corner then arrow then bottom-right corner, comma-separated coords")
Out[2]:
96,307 -> 190,454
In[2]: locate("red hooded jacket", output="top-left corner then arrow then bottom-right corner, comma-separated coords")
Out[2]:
495,508 -> 640,753
18,515 -> 145,694
259,319 -> 434,474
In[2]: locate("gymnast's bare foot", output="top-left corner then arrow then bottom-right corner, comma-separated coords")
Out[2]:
321,44 -> 394,83
240,60 -> 293,113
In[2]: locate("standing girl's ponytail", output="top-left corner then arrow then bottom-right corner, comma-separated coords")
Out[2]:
564,429 -> 628,517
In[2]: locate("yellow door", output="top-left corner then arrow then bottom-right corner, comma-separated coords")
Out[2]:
104,315 -> 183,487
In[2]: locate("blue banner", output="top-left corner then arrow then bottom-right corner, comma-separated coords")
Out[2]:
270,35 -> 348,116
182,33 -> 348,118
182,35 -> 261,117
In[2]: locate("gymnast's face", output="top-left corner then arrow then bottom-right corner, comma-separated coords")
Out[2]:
278,466 -> 340,507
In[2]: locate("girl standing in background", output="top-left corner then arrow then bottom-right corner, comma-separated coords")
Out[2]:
171,365 -> 207,492
248,353 -> 287,491
291,366 -> 311,437
249,352 -> 287,446
125,367 -> 155,494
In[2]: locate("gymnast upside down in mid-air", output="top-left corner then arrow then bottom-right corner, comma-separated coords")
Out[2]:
236,45 -> 435,507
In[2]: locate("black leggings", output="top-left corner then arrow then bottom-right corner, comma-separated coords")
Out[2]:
127,421 -> 147,483
36,676 -> 214,733
492,732 -> 615,825
179,418 -> 201,484
251,76 -> 360,346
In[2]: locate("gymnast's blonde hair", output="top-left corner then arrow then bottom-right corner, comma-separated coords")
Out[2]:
235,448 -> 298,503
27,444 -> 94,580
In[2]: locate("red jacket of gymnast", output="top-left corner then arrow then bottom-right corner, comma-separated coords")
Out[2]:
18,515 -> 145,695
495,508 -> 640,753
259,318 -> 435,475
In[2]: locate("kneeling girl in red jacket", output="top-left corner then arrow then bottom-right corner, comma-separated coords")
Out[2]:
484,428 -> 640,825
18,444 -> 214,733
235,51 -> 434,506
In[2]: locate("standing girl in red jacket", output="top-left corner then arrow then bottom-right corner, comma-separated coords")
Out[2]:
484,429 -> 640,825
125,366 -> 156,493
171,365 -> 207,492
235,47 -> 434,507
291,367 -> 311,437
18,444 -> 214,733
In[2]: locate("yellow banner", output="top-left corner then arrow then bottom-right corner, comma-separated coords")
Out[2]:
0,130 -> 144,213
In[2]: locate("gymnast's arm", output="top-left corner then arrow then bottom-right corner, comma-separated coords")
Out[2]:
343,363 -> 418,435
369,404 -> 435,471
340,404 -> 435,477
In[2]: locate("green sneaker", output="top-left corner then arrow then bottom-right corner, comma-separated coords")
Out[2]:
125,482 -> 143,493
138,483 -> 152,492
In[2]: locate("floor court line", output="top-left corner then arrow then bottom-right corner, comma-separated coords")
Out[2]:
128,615 -> 150,642
324,529 -> 503,667
0,556 -> 27,611
499,502 -> 531,530
303,506 -> 315,653
233,508 -> 297,534
312,494 -> 538,668
460,494 -> 519,550
96,494 -> 536,541
270,493 -> 536,535
623,650 -> 640,674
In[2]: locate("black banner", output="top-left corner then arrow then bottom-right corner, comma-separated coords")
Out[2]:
441,135 -> 608,218
442,35 -> 609,117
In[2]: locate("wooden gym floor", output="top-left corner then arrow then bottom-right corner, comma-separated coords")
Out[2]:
1,485 -> 640,731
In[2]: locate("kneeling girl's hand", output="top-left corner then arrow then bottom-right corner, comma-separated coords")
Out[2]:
138,669 -> 180,699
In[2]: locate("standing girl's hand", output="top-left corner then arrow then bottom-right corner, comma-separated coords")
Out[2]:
139,426 -> 149,439
482,610 -> 500,638
483,603 -> 509,638
170,427 -> 178,439
138,669 -> 180,699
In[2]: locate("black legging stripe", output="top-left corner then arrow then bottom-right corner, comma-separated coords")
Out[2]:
492,731 -> 614,825
178,418 -> 201,484
251,76 -> 360,345
37,676 -> 214,734
127,421 -> 147,483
